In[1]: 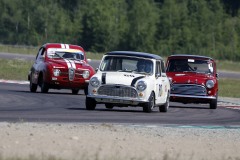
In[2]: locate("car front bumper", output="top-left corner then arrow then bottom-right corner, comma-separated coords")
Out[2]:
87,94 -> 148,105
170,94 -> 216,99
170,94 -> 217,103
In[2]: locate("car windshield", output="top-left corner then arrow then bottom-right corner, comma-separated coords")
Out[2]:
50,51 -> 84,60
167,59 -> 214,74
100,56 -> 153,75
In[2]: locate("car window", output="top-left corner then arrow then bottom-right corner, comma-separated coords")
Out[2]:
167,59 -> 214,74
36,48 -> 44,61
100,56 -> 153,74
161,60 -> 166,73
155,61 -> 161,77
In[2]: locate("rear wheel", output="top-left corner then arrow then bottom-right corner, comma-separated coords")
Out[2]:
86,97 -> 96,110
29,74 -> 37,92
143,92 -> 155,113
159,92 -> 170,112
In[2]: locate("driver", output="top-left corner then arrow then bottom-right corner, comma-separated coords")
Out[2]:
137,60 -> 153,73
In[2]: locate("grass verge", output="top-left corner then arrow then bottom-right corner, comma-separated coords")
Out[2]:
0,59 -> 33,81
218,78 -> 240,98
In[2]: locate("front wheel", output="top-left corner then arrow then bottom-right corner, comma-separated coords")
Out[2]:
105,104 -> 114,109
143,92 -> 155,113
72,89 -> 79,95
39,76 -> 49,93
210,93 -> 218,109
86,97 -> 96,110
159,92 -> 170,112
84,87 -> 88,95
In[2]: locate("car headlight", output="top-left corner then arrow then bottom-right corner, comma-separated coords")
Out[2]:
82,70 -> 90,79
206,80 -> 214,89
53,69 -> 61,76
136,81 -> 147,91
90,77 -> 100,87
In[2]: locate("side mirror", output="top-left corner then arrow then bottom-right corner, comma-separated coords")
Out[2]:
95,68 -> 99,72
87,59 -> 92,63
216,73 -> 219,78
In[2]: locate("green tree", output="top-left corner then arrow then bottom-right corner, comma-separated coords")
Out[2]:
81,0 -> 128,52
126,0 -> 159,53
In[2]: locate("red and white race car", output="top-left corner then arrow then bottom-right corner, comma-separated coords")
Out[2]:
28,43 -> 95,94
166,54 -> 218,109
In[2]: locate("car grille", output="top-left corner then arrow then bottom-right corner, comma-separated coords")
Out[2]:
60,69 -> 84,80
97,85 -> 138,98
171,84 -> 207,96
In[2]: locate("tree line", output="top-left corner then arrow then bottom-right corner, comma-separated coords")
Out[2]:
0,0 -> 240,61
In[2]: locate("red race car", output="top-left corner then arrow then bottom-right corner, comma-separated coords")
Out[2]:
166,54 -> 218,109
28,43 -> 95,94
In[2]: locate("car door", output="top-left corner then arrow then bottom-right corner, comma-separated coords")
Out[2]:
32,47 -> 45,83
155,60 -> 168,104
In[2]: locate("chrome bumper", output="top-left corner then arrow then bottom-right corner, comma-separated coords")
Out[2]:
170,94 -> 216,99
87,95 -> 148,105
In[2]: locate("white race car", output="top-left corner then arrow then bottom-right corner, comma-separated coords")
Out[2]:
86,51 -> 170,113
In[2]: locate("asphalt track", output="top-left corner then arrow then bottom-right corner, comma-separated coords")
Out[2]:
0,82 -> 239,126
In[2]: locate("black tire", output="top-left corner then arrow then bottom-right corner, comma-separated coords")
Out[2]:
84,87 -> 88,95
72,89 -> 79,95
105,103 -> 114,109
159,92 -> 170,112
39,75 -> 49,93
210,94 -> 218,109
143,92 -> 155,113
29,74 -> 37,92
86,97 -> 96,110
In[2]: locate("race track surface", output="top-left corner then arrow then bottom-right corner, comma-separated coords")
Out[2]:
0,82 -> 239,127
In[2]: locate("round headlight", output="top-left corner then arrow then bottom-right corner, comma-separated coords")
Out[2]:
206,80 -> 214,89
136,81 -> 147,91
82,70 -> 90,79
53,69 -> 61,76
90,77 -> 100,87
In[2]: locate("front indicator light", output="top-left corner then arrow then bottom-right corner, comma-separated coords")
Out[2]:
139,92 -> 144,97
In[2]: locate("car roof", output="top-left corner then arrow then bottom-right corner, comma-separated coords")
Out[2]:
105,51 -> 163,60
168,54 -> 214,61
42,43 -> 84,51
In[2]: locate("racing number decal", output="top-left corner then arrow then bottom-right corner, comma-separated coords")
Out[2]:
158,84 -> 163,97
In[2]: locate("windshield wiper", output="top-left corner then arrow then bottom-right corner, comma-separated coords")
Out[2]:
54,52 -> 63,59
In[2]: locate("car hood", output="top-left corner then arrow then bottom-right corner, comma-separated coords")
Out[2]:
97,72 -> 147,86
48,59 -> 92,70
167,72 -> 214,85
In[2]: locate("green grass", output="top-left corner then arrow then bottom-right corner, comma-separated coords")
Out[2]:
216,60 -> 240,72
0,59 -> 33,81
0,44 -> 38,55
218,78 -> 240,98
